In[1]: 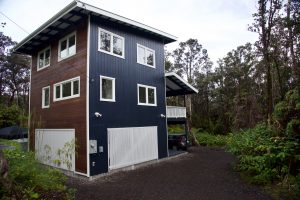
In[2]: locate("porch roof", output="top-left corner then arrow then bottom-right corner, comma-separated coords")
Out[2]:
165,72 -> 198,97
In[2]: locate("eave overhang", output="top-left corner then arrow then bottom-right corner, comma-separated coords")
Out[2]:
165,72 -> 198,97
14,0 -> 177,54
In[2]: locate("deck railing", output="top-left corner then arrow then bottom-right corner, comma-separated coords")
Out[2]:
166,106 -> 186,118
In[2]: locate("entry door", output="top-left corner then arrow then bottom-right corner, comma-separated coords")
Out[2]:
108,126 -> 158,170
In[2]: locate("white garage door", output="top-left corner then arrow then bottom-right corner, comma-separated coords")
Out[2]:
35,129 -> 75,171
108,126 -> 158,170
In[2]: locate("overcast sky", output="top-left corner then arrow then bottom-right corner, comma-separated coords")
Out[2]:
0,0 -> 258,63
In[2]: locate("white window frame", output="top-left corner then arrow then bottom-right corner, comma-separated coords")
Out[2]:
53,76 -> 80,102
42,86 -> 50,108
58,31 -> 76,61
98,27 -> 125,59
37,46 -> 51,71
137,44 -> 156,68
137,84 -> 157,106
100,75 -> 115,102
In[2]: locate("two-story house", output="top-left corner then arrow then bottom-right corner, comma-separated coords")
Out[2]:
14,1 -> 197,177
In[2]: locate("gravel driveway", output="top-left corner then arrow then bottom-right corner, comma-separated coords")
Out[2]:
68,146 -> 273,200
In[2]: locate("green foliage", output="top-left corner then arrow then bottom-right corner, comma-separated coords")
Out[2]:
168,124 -> 185,134
274,101 -> 288,120
286,119 -> 300,137
0,139 -> 73,199
226,122 -> 300,196
0,104 -> 21,128
274,89 -> 300,138
225,89 -> 300,197
194,130 -> 228,147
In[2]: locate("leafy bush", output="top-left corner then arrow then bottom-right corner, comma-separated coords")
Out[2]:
226,123 -> 300,195
225,89 -> 300,197
195,130 -> 228,147
0,139 -> 73,199
0,104 -> 21,128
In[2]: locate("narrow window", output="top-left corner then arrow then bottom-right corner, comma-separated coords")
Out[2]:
42,86 -> 50,108
55,85 -> 61,99
98,28 -> 124,58
137,44 -> 155,68
100,31 -> 111,52
37,47 -> 51,71
138,86 -> 146,104
54,77 -> 80,101
58,32 -> 76,61
73,80 -> 79,95
148,87 -> 155,104
100,76 -> 115,102
137,84 -> 156,106
113,35 -> 123,56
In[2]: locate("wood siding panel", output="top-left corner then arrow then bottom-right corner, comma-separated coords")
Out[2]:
30,20 -> 88,174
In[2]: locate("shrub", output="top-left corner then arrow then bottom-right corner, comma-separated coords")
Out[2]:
0,104 -> 21,128
226,123 -> 300,191
195,131 -> 228,147
0,139 -> 74,199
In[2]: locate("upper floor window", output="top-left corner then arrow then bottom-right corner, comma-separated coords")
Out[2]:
58,32 -> 76,61
37,47 -> 50,71
42,86 -> 50,108
98,28 -> 124,58
137,84 -> 156,106
137,44 -> 155,68
53,77 -> 80,102
100,75 -> 115,102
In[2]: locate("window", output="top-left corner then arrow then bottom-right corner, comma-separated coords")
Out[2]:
100,76 -> 115,102
137,84 -> 156,106
37,47 -> 51,70
137,44 -> 155,68
42,86 -> 50,108
53,77 -> 80,101
58,32 -> 76,61
98,28 -> 124,58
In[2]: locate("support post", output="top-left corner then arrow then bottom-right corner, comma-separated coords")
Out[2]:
183,95 -> 188,150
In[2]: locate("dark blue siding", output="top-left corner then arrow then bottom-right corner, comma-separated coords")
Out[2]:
89,16 -> 167,175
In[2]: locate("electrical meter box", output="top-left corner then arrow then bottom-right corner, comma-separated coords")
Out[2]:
89,140 -> 97,154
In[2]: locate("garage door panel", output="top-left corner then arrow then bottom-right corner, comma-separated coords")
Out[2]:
108,126 -> 158,170
109,128 -> 133,169
35,129 -> 75,171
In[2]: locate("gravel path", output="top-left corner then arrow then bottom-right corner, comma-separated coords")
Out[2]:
68,146 -> 273,200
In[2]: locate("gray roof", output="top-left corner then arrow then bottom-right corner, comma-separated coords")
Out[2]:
14,0 -> 177,54
165,72 -> 198,96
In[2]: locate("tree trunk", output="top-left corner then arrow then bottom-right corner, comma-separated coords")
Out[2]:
267,60 -> 273,125
185,95 -> 198,145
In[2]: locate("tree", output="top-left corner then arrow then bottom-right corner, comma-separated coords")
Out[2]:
170,39 -> 210,144
4,53 -> 30,107
250,0 -> 282,124
172,39 -> 208,84
0,32 -> 15,99
0,32 -> 30,107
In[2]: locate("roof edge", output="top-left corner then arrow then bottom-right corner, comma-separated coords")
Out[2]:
14,0 -> 177,53
76,0 -> 177,42
13,1 -> 78,53
165,72 -> 199,93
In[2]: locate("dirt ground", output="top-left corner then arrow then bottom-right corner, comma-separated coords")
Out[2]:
68,146 -> 273,200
